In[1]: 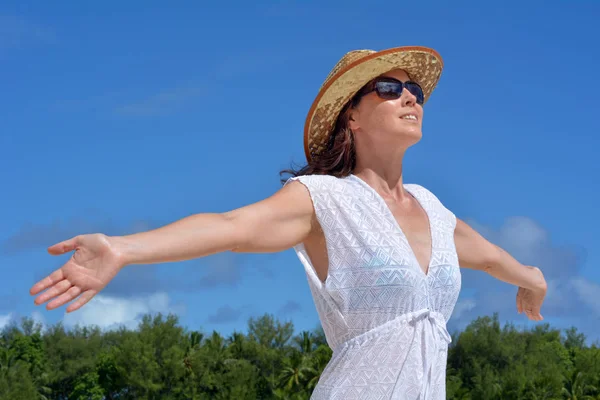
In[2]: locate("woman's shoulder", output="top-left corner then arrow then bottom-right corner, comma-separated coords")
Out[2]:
404,182 -> 439,200
406,183 -> 457,221
284,173 -> 351,190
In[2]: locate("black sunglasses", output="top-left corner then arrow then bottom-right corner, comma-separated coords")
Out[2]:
353,77 -> 424,105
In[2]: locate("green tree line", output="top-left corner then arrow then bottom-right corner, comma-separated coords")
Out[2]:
1,312 -> 598,399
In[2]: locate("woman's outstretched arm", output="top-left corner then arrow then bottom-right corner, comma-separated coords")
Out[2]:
454,217 -> 547,321
114,180 -> 315,263
29,181 -> 314,312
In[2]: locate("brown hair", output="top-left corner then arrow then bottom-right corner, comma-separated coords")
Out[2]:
279,95 -> 362,184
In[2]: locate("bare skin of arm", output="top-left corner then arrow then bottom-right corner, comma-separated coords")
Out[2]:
30,183 -> 546,322
29,181 -> 316,313
454,218 -> 547,321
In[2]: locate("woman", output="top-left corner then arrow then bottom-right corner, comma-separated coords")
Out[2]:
29,46 -> 547,399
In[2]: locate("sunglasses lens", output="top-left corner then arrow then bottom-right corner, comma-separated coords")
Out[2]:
374,80 -> 424,104
375,81 -> 403,99
405,82 -> 424,104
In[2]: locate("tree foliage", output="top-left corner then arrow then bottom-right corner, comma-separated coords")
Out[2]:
0,312 -> 597,399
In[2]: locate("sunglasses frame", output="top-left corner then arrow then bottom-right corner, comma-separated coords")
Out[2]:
353,77 -> 425,106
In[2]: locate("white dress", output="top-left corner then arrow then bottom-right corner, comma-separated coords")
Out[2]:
286,174 -> 462,400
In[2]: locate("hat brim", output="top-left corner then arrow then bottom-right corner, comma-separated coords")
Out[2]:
304,46 -> 443,162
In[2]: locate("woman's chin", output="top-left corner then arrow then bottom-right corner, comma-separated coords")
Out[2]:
402,129 -> 423,144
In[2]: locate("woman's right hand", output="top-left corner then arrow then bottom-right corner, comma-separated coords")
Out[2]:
30,234 -> 125,313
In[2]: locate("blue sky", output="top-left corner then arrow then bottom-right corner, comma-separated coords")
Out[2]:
1,1 -> 599,344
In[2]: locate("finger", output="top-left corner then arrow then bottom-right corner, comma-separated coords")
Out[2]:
47,286 -> 82,310
33,279 -> 72,305
30,268 -> 65,296
48,236 -> 80,255
516,292 -> 522,314
526,310 -> 534,321
66,290 -> 97,313
531,304 -> 542,320
526,310 -> 543,322
518,294 -> 525,315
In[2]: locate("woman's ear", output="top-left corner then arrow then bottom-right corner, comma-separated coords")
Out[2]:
348,109 -> 360,131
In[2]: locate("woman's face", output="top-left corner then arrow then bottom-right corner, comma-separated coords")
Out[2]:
348,69 -> 424,147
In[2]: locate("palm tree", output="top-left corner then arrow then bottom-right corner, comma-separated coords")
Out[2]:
227,331 -> 247,359
294,331 -> 314,355
182,331 -> 203,400
306,347 -> 331,390
183,331 -> 203,370
562,369 -> 597,399
279,350 -> 313,393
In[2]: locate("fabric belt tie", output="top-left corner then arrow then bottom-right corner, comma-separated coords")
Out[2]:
410,308 -> 452,399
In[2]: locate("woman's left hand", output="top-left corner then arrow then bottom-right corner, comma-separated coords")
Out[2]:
516,267 -> 547,321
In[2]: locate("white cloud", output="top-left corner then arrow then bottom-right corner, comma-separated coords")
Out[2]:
63,292 -> 185,331
453,298 -> 476,321
2,215 -> 158,255
463,216 -> 585,281
570,278 -> 600,317
0,313 -> 12,330
0,312 -> 46,333
31,310 -> 46,333
453,216 -> 597,342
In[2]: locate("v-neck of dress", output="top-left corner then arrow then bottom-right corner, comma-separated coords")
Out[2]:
349,174 -> 434,278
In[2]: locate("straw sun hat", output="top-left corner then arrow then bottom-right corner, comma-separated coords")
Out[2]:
303,46 -> 444,162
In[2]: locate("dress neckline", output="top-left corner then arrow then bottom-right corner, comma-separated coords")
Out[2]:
348,174 -> 434,278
